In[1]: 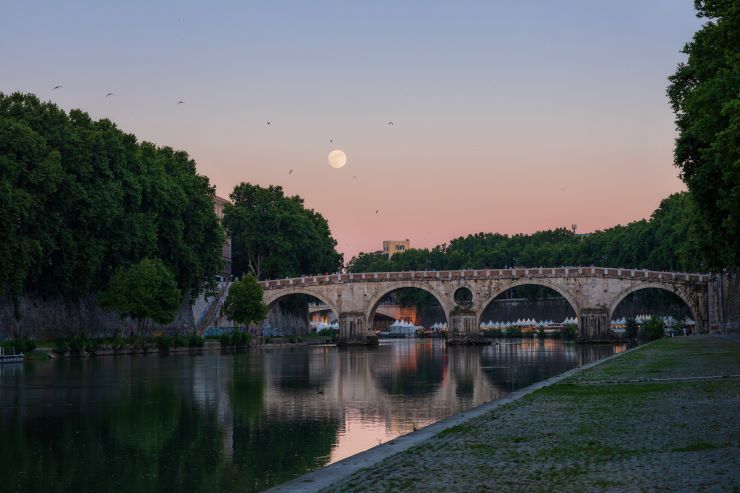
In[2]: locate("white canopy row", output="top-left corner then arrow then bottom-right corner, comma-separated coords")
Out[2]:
479,317 -> 576,329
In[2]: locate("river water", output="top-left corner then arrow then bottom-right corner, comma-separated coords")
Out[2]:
0,339 -> 625,492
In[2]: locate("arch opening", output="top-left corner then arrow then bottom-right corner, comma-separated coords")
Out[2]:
265,292 -> 338,337
368,287 -> 448,336
478,284 -> 578,337
609,287 -> 696,337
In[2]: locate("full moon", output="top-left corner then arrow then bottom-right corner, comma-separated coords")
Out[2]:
328,149 -> 347,169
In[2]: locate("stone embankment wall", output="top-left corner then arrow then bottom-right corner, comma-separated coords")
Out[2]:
0,295 -> 195,340
718,271 -> 740,332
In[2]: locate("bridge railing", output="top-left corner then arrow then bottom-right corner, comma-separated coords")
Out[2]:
260,267 -> 711,289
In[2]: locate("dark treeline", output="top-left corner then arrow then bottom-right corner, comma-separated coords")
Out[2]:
0,93 -> 224,305
349,193 -> 704,273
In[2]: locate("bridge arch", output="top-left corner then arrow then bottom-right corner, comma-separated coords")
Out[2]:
477,278 -> 581,325
263,287 -> 340,318
365,281 -> 452,328
608,283 -> 699,325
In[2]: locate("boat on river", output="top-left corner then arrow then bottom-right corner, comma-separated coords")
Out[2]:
0,346 -> 24,364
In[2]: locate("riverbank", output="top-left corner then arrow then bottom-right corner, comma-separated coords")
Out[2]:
274,336 -> 739,492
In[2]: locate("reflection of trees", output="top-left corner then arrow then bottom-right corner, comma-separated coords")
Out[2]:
229,419 -> 339,492
229,358 -> 265,422
371,342 -> 445,396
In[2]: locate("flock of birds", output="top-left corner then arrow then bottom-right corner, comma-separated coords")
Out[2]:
50,84 -> 391,216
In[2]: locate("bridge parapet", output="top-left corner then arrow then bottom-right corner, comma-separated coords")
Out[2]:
260,268 -> 711,290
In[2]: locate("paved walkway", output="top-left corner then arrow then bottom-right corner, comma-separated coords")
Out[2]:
318,336 -> 740,492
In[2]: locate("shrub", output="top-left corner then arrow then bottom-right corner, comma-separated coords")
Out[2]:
111,334 -> 125,352
172,333 -> 188,348
69,335 -> 87,356
155,335 -> 172,352
188,334 -> 205,348
504,328 -> 522,338
561,324 -> 578,340
85,338 -> 100,356
1,337 -> 36,353
639,317 -> 664,341
219,334 -> 231,348
537,328 -> 546,339
53,339 -> 70,355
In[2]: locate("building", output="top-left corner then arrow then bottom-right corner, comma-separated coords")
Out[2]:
213,196 -> 232,280
383,239 -> 410,259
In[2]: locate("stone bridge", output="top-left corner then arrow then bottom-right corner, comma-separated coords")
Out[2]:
260,267 -> 716,342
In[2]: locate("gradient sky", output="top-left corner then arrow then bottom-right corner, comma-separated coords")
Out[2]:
2,1 -> 703,260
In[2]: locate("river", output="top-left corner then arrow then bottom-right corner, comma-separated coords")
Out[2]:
0,339 -> 626,492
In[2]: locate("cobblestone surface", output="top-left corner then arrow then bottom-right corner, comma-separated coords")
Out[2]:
320,336 -> 740,492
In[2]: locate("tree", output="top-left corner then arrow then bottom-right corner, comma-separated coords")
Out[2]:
223,275 -> 267,327
668,1 -> 740,270
100,258 -> 182,334
0,93 -> 224,305
639,317 -> 665,341
224,183 -> 342,279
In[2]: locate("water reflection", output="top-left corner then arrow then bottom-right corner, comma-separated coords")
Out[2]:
0,340 -> 623,492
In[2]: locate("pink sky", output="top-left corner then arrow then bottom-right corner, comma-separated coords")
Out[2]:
2,1 -> 699,260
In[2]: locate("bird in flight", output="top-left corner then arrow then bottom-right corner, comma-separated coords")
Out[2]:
266,121 -> 271,125
352,175 -> 357,179
289,169 -> 293,175
52,85 -> 62,90
105,92 -> 114,97
330,139 -> 333,143
177,101 -> 184,104
388,121 -> 394,126
375,209 -> 379,214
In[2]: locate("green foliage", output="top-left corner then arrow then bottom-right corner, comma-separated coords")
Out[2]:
668,1 -> 740,270
561,324 -> 578,340
52,339 -> 69,355
1,337 -> 36,353
223,275 -> 267,326
224,183 -> 342,279
68,335 -> 87,356
187,334 -> 205,347
220,331 -> 251,349
100,258 -> 182,332
348,193 -> 707,274
639,317 -> 665,341
0,92 -> 223,301
155,335 -> 173,352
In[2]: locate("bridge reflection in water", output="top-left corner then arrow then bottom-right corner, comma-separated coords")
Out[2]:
0,340 -> 625,492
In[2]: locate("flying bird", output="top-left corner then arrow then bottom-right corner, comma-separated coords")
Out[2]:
266,121 -> 271,125
177,101 -> 184,104
105,92 -> 114,97
52,85 -> 62,90
289,169 -> 293,175
375,209 -> 379,214
352,175 -> 357,179
330,139 -> 333,143
388,121 -> 394,126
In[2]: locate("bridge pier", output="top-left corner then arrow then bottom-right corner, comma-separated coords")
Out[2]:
448,311 -> 489,345
337,312 -> 377,346
578,307 -> 610,342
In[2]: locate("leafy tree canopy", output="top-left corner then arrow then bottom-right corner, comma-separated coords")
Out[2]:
668,0 -> 740,269
224,183 -> 342,279
348,193 -> 705,274
0,92 -> 224,301
99,258 -> 182,331
223,275 -> 267,327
